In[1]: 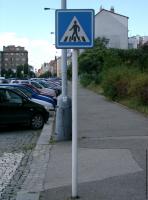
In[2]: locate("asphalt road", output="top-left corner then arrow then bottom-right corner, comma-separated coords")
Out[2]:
0,126 -> 41,200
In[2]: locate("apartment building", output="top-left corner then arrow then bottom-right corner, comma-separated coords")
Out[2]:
0,45 -> 28,72
95,7 -> 129,49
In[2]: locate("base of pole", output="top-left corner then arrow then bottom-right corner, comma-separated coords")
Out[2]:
55,95 -> 72,141
68,196 -> 80,200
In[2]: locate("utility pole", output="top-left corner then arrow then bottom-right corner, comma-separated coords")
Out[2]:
55,0 -> 72,141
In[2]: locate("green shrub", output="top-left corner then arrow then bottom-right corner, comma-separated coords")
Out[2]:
79,73 -> 93,87
67,64 -> 72,80
129,74 -> 148,105
101,67 -> 137,100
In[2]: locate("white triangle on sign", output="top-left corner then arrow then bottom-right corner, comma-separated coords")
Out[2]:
60,16 -> 90,43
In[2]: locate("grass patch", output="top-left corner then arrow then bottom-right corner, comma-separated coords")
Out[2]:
22,143 -> 36,152
85,83 -> 148,116
49,135 -> 55,145
120,98 -> 148,116
86,83 -> 103,95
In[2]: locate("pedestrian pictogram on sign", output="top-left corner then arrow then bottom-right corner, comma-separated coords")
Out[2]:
60,16 -> 89,43
56,9 -> 94,49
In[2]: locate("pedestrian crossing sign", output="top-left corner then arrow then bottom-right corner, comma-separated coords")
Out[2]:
55,9 -> 94,49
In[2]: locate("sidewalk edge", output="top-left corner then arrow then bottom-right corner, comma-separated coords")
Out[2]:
16,112 -> 56,200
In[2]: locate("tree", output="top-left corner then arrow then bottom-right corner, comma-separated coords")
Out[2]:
16,64 -> 35,78
78,37 -> 108,84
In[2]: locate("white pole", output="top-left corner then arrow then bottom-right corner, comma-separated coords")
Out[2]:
72,49 -> 78,198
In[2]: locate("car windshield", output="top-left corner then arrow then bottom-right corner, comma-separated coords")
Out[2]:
31,82 -> 43,89
39,81 -> 48,88
24,85 -> 39,94
0,89 -> 23,104
17,87 -> 32,98
13,88 -> 30,99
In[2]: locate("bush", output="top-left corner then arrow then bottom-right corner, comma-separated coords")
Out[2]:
129,74 -> 148,105
101,67 -> 137,100
79,73 -> 93,87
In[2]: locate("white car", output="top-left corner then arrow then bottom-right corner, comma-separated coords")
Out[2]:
30,98 -> 55,112
9,79 -> 31,84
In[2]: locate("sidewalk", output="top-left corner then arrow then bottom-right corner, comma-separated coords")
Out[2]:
40,84 -> 148,200
18,84 -> 148,200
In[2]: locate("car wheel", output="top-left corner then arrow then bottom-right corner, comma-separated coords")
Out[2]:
31,114 -> 44,129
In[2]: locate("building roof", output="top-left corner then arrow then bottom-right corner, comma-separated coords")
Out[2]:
96,9 -> 129,19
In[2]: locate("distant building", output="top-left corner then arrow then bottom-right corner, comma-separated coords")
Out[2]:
142,36 -> 148,44
40,58 -> 57,77
95,7 -> 129,49
39,50 -> 72,78
128,36 -> 141,49
0,45 -> 28,72
49,59 -> 57,76
57,57 -> 61,77
128,35 -> 148,49
56,50 -> 72,78
41,63 -> 50,74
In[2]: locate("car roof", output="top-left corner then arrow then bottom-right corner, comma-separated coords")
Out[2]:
0,86 -> 30,99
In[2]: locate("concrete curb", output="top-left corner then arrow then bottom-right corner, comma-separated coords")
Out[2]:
16,112 -> 56,200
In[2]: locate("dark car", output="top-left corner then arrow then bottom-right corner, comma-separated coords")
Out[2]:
0,84 -> 57,108
0,87 -> 49,129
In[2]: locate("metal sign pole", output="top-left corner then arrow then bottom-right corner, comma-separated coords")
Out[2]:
61,0 -> 67,97
55,8 -> 94,198
72,49 -> 78,198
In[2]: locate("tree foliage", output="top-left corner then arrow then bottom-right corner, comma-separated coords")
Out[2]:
78,37 -> 148,105
1,64 -> 35,78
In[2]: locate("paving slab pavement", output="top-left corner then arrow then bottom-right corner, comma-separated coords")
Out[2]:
39,84 -> 148,200
40,172 -> 145,200
43,142 -> 142,190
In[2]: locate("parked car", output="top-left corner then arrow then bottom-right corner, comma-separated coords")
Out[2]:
0,84 -> 57,109
0,87 -> 49,129
6,86 -> 54,112
31,81 -> 57,97
0,77 -> 9,83
36,80 -> 61,96
22,83 -> 57,103
9,79 -> 31,84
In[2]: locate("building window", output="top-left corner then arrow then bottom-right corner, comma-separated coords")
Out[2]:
22,58 -> 26,61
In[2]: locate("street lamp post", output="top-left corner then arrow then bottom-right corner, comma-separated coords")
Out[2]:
44,4 -> 72,141
55,0 -> 72,141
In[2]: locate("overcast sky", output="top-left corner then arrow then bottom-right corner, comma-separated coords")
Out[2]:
0,0 -> 147,69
